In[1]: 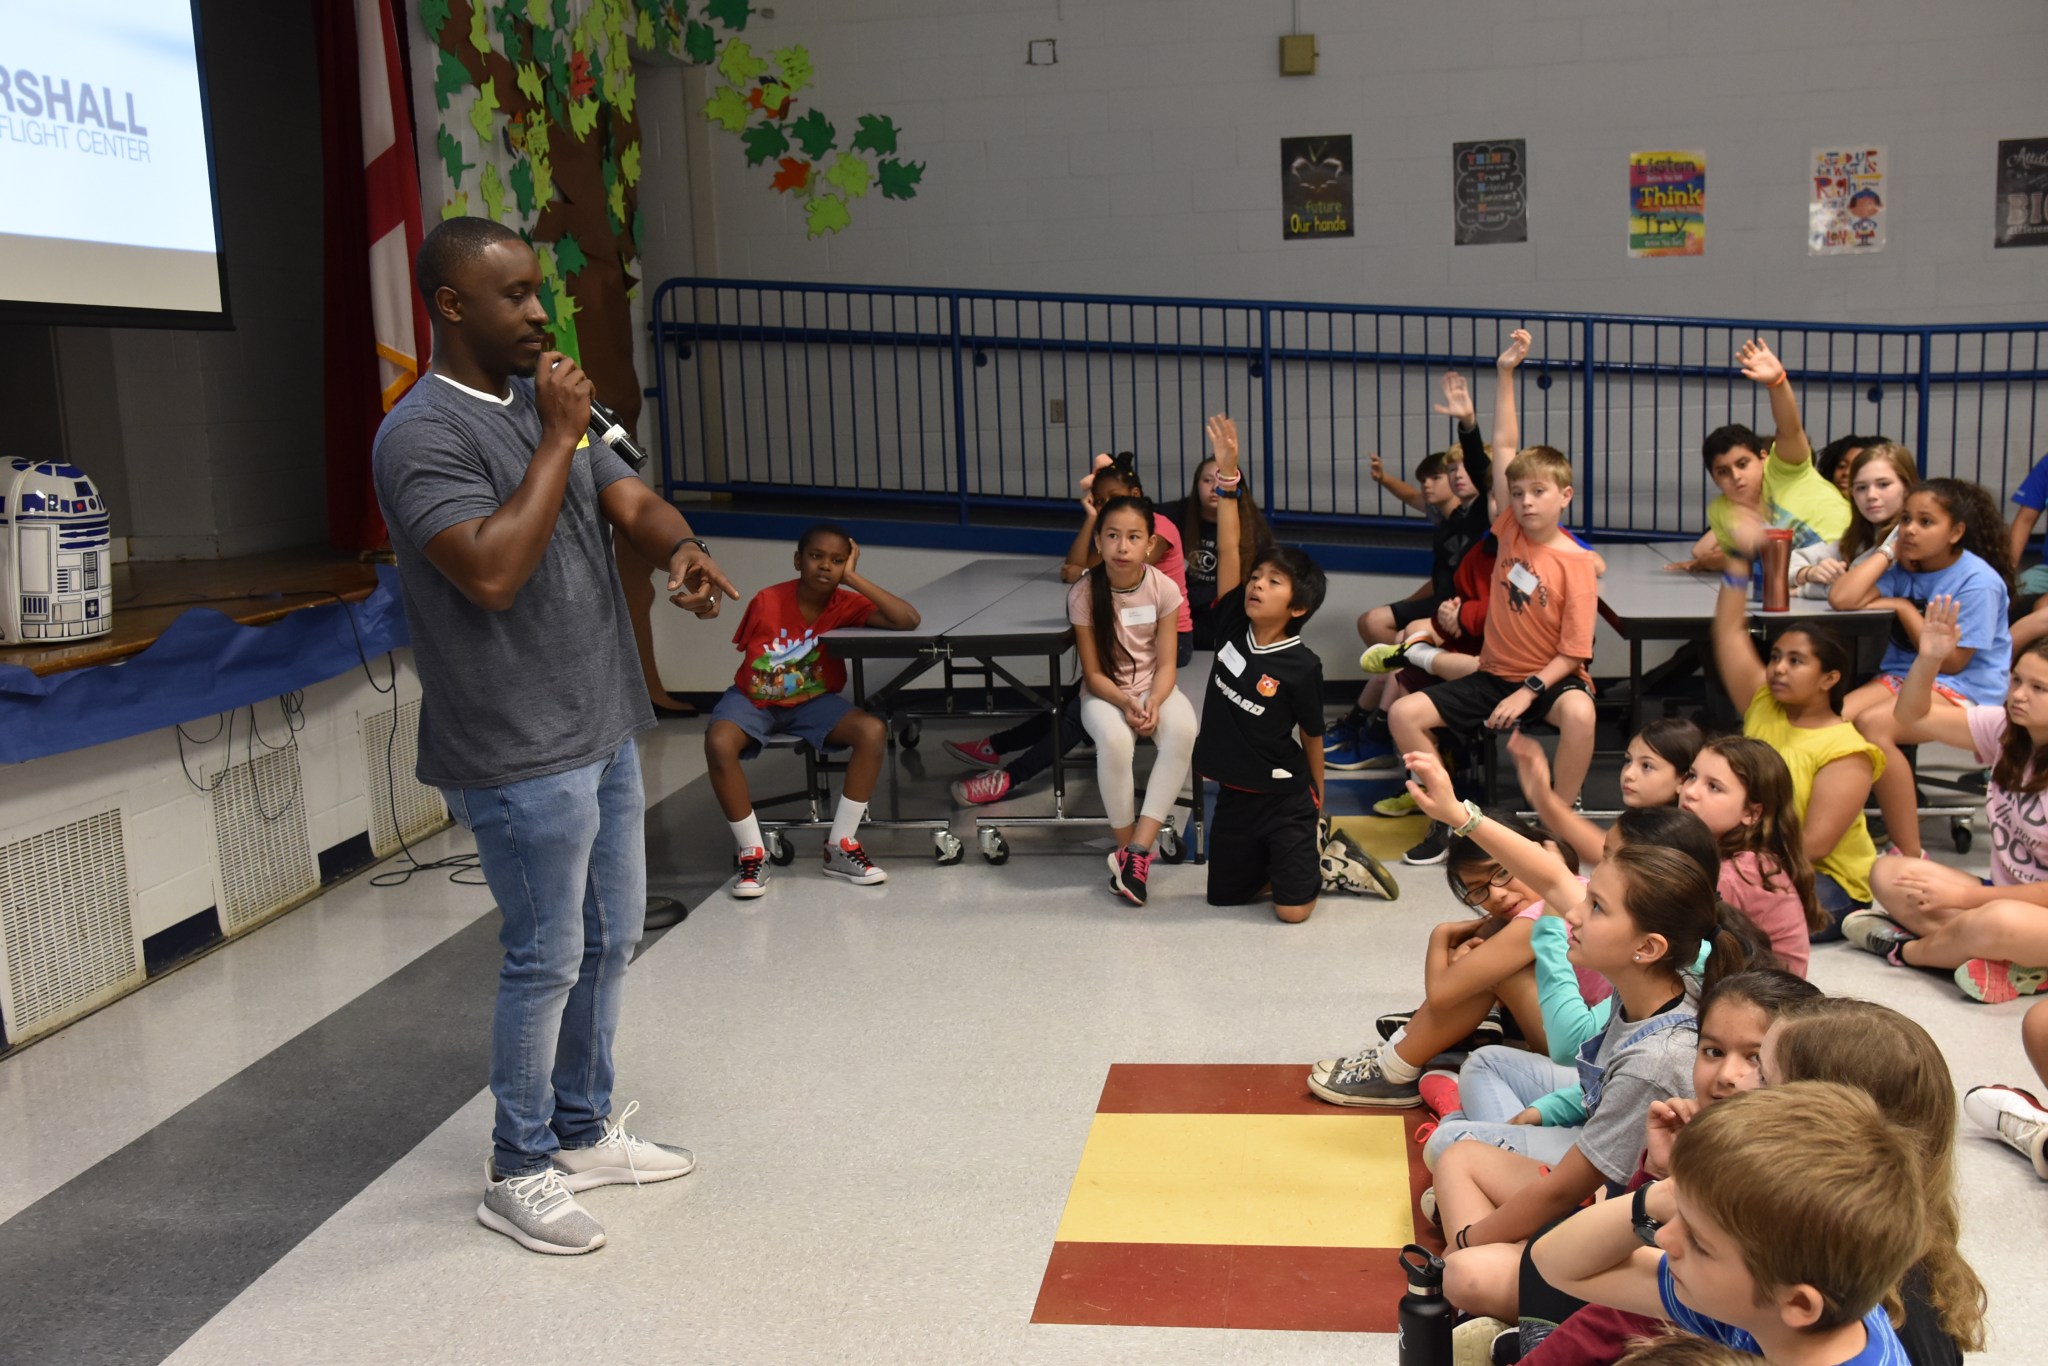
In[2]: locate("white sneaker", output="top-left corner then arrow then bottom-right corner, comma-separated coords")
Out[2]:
553,1101 -> 697,1191
732,846 -> 769,899
823,837 -> 887,885
478,1161 -> 606,1255
1963,1084 -> 2048,1178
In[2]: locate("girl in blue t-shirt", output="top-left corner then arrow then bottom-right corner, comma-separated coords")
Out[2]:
1830,478 -> 2013,859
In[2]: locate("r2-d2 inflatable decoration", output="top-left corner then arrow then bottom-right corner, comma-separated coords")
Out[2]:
0,458 -> 113,643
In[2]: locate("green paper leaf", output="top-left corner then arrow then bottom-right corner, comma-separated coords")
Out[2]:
468,79 -> 503,140
705,0 -> 751,31
620,142 -> 642,185
740,121 -> 789,166
526,0 -> 549,25
805,194 -> 850,238
682,20 -> 716,64
788,108 -> 834,159
436,126 -> 473,188
702,84 -> 749,133
636,9 -> 654,48
546,46 -> 571,120
773,45 -> 814,94
480,161 -> 507,221
510,157 -> 537,214
517,61 -> 545,104
532,153 -> 554,208
716,39 -> 769,86
418,0 -> 451,41
555,233 -> 588,276
758,82 -> 787,111
567,95 -> 601,138
616,67 -> 636,119
876,157 -> 923,200
632,207 -> 645,249
607,178 -> 627,229
824,152 -> 871,199
469,0 -> 491,54
433,48 -> 470,111
850,114 -> 899,156
495,4 -> 526,62
553,0 -> 568,25
525,115 -> 549,159
441,190 -> 470,220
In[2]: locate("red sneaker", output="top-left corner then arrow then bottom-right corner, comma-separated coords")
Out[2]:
951,770 -> 1013,805
1418,1069 -> 1462,1121
944,737 -> 1003,769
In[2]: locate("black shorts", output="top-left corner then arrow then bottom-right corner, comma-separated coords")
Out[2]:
1419,671 -> 1589,733
1389,593 -> 1445,630
1206,785 -> 1322,908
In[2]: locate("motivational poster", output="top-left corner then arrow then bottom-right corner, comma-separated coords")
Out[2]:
1810,146 -> 1886,254
1996,137 -> 2048,249
1628,150 -> 1705,258
1453,139 -> 1528,245
1282,135 -> 1354,240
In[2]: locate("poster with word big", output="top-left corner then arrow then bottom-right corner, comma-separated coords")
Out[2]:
1996,138 -> 2048,249
1810,146 -> 1886,255
1628,150 -> 1705,258
1453,140 -> 1528,245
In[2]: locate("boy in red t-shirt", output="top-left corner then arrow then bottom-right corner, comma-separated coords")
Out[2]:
707,524 -> 921,897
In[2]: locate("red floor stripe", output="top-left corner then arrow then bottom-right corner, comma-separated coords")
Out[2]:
1095,1062 -> 1346,1115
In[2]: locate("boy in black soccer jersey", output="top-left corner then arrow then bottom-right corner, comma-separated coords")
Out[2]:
1195,415 -> 1398,921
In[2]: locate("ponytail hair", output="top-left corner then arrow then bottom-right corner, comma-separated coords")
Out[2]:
1611,806 -> 1718,882
1635,716 -> 1704,777
1095,450 -> 1145,499
1087,494 -> 1155,685
1695,736 -> 1823,934
1605,843 -> 1780,997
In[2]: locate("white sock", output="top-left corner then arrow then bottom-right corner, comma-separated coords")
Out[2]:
1404,642 -> 1444,674
1379,1031 -> 1423,1083
730,813 -> 763,854
830,796 -> 868,846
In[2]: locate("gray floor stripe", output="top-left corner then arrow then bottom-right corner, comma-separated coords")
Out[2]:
0,770 -> 728,1366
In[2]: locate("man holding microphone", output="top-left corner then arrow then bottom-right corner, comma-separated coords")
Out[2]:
374,217 -> 736,1255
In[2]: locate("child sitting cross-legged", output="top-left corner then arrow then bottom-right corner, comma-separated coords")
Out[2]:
1676,737 -> 1824,977
708,525 -> 922,898
1531,1083 -> 1926,1366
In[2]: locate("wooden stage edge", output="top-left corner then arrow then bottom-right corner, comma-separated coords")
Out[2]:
0,546 -> 382,678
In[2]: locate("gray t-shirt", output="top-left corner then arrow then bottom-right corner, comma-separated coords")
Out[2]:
1574,987 -> 1699,1186
372,372 -> 653,789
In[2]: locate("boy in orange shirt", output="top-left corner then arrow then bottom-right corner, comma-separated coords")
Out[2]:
1386,331 -> 1600,866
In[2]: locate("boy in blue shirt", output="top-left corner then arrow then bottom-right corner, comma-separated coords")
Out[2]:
2006,447 -> 2048,595
1533,1083 -> 1920,1366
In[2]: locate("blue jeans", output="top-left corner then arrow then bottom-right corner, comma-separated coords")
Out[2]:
1810,870 -> 1862,943
443,741 -> 647,1178
1422,1045 -> 1580,1170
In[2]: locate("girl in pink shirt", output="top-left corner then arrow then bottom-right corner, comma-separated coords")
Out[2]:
1677,737 -> 1822,976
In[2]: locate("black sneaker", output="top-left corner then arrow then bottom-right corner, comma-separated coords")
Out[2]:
1108,845 -> 1152,905
1403,821 -> 1450,866
1377,1010 -> 1504,1050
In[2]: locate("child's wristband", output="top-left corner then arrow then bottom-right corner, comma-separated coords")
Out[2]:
1721,572 -> 1748,592
1768,373 -> 1790,389
1451,799 -> 1485,838
1216,487 -> 1241,500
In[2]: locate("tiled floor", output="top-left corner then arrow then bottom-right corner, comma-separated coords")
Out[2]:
3,717 -> 2043,1364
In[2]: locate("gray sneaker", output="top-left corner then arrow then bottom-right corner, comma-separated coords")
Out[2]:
1308,1050 -> 1423,1108
552,1101 -> 697,1192
478,1161 -> 606,1255
1842,909 -> 1916,957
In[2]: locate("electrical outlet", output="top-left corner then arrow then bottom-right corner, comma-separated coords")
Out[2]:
1049,399 -> 1065,423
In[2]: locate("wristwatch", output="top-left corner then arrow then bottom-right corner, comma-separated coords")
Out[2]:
1632,1181 -> 1663,1247
668,535 -> 710,561
1522,675 -> 1547,696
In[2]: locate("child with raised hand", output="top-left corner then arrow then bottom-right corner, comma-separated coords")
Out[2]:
1507,719 -> 1702,870
1669,338 -> 1849,573
1308,809 -> 1587,1108
1848,595 -> 2048,1003
1397,751 -> 1769,1259
1791,441 -> 1916,596
709,525 -> 922,897
1194,414 -> 1362,923
1829,476 -> 2014,857
1709,571 -> 1879,938
1170,446 -> 1275,651
1676,737 -> 1822,976
1531,1084 -> 1925,1366
1068,493 -> 1197,906
1387,330 -> 1602,863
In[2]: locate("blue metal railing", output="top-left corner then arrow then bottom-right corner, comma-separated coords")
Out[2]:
647,277 -> 2048,539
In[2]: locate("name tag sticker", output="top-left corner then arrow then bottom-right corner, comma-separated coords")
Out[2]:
1271,767 -> 1293,780
1119,604 -> 1158,627
1508,562 -> 1540,596
1217,641 -> 1247,675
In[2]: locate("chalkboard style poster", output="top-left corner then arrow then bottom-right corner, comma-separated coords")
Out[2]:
1453,140 -> 1528,245
1628,150 -> 1706,258
1996,138 -> 2048,249
1282,136 -> 1354,240
1810,146 -> 1886,255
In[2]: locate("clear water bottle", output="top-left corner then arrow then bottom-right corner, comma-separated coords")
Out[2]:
1398,1243 -> 1453,1366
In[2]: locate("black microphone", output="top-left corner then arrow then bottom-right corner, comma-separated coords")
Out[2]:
587,398 -> 648,470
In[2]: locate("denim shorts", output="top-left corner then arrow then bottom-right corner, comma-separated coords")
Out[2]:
709,687 -> 855,758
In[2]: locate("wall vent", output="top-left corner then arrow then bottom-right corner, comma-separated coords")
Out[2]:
209,745 -> 317,932
362,698 -> 447,857
0,809 -> 142,1043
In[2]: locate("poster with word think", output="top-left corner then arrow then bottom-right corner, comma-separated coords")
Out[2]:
1996,138 -> 2048,249
1282,135 -> 1354,240
1628,150 -> 1705,258
1453,140 -> 1528,245
1810,146 -> 1886,255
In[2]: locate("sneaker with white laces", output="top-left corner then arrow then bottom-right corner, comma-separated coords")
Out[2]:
732,846 -> 769,899
1109,845 -> 1152,905
951,769 -> 1013,805
478,1161 -> 606,1255
1308,1050 -> 1422,1108
1841,908 -> 1914,957
944,737 -> 1002,769
1962,1084 -> 2048,1178
823,837 -> 887,885
552,1101 -> 697,1191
